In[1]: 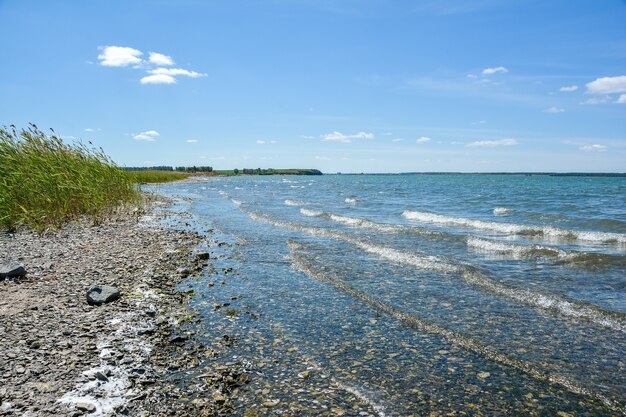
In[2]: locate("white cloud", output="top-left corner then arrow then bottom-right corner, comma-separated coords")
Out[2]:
315,156 -> 331,160
256,140 -> 266,144
416,136 -> 431,144
586,75 -> 626,94
392,138 -> 404,142
543,107 -> 565,113
98,46 -> 143,67
140,74 -> 176,85
147,68 -> 206,78
133,130 -> 160,141
270,140 -> 278,144
187,139 -> 198,143
84,128 -> 94,132
149,52 -> 174,66
467,74 -> 478,79
321,131 -> 374,143
482,66 -> 508,75
579,144 -> 607,152
301,135 -> 315,139
466,138 -> 517,147
559,85 -> 578,92
616,94 -> 626,104
580,96 -> 611,105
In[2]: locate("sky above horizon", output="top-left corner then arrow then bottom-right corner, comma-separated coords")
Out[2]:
1,0 -> 625,173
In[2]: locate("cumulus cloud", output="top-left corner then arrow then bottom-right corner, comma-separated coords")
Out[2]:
133,130 -> 160,141
187,139 -> 198,143
97,45 -> 204,85
140,74 -> 176,85
149,52 -> 174,66
147,68 -> 206,78
84,128 -> 94,132
543,107 -> 565,113
616,94 -> 626,104
559,85 -> 578,92
466,138 -> 517,147
321,131 -> 374,143
98,46 -> 143,67
256,140 -> 266,144
579,144 -> 607,152
482,66 -> 508,75
416,136 -> 431,143
586,75 -> 626,94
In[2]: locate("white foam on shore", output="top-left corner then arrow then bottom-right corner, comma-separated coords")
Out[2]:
345,197 -> 358,205
403,210 -> 626,244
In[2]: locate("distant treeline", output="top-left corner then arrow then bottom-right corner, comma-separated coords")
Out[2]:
124,166 -> 213,173
218,168 -> 322,176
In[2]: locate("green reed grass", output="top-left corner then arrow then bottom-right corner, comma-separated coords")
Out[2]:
128,170 -> 191,184
0,124 -> 138,231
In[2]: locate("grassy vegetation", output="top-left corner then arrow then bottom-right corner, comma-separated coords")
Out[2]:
0,124 -> 138,231
127,170 -> 191,184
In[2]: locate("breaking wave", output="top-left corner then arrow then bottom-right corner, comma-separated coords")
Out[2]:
403,210 -> 626,244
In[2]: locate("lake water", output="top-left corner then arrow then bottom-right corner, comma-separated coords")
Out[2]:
152,174 -> 626,416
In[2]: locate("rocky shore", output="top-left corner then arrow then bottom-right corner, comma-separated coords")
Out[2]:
0,196 -> 238,416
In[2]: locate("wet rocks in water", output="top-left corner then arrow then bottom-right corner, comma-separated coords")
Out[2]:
196,251 -> 210,261
86,285 -> 120,305
0,261 -> 26,279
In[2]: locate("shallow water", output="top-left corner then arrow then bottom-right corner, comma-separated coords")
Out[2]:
151,174 -> 626,416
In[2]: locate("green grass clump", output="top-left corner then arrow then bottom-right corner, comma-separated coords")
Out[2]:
127,170 -> 191,184
0,124 -> 138,231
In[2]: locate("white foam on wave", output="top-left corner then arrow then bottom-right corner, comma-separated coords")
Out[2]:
284,199 -> 309,207
328,214 -> 405,233
345,197 -> 358,205
403,210 -> 626,244
300,208 -> 324,217
493,207 -> 511,215
467,236 -> 568,258
249,210 -> 626,333
230,199 -> 242,206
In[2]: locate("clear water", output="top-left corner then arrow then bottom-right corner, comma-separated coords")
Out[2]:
151,174 -> 626,416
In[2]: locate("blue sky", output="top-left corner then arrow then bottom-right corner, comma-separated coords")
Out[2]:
1,0 -> 625,173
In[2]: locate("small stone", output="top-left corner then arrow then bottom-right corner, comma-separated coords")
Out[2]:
477,372 -> 490,379
75,402 -> 96,413
169,335 -> 188,344
86,285 -> 120,306
94,371 -> 109,382
196,252 -> 210,260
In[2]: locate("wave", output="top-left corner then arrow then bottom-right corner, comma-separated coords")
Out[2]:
467,236 -> 626,268
299,209 -> 451,238
493,207 -> 511,215
285,199 -> 309,207
287,244 -> 624,414
345,197 -> 358,205
300,208 -> 324,217
247,210 -> 626,333
403,210 -> 626,244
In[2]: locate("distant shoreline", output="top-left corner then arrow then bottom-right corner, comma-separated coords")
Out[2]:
331,172 -> 626,177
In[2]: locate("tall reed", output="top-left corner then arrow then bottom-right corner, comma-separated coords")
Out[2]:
0,124 -> 138,231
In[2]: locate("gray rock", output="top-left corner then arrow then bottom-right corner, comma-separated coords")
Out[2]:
75,402 -> 96,413
86,285 -> 120,306
196,251 -> 210,260
0,262 -> 26,279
